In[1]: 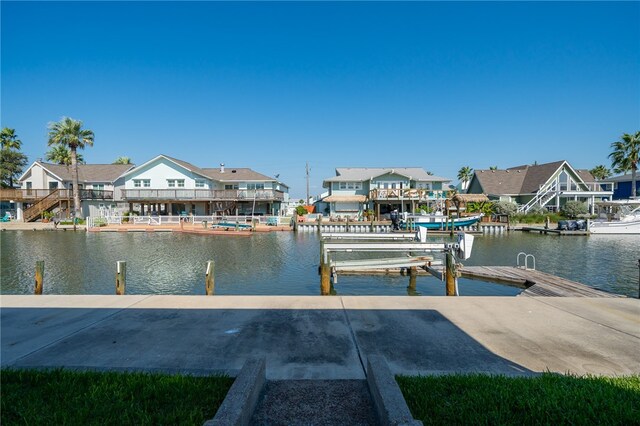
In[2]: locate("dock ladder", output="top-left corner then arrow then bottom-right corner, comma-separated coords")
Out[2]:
517,252 -> 536,270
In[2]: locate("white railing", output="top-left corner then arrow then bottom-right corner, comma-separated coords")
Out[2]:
518,181 -> 558,213
87,214 -> 290,229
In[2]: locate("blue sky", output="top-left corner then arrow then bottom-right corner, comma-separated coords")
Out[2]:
2,1 -> 639,199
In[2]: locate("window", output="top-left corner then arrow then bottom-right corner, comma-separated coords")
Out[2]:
93,184 -> 105,191
134,179 -> 149,188
338,182 -> 362,190
225,184 -> 239,190
167,179 -> 183,188
143,180 -> 150,188
177,179 -> 185,188
247,183 -> 264,190
195,179 -> 205,188
134,180 -> 141,188
49,182 -> 59,189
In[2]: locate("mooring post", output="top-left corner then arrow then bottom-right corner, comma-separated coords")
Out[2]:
317,214 -> 321,234
235,220 -> 239,232
408,266 -> 417,292
34,260 -> 44,295
370,219 -> 375,233
445,250 -> 456,296
320,239 -> 331,295
116,261 -> 126,295
205,260 -> 215,295
346,217 -> 350,233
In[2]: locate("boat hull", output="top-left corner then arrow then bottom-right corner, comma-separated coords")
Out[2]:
589,219 -> 640,234
407,214 -> 483,230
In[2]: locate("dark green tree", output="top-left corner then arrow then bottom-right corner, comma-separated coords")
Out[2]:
609,131 -> 640,198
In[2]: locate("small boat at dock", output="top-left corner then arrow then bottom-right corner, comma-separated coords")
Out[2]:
589,200 -> 640,234
403,212 -> 483,230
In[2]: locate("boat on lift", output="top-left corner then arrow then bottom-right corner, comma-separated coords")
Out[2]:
589,199 -> 640,234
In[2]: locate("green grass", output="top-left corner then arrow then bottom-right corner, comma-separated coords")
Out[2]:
1,368 -> 234,425
397,373 -> 640,425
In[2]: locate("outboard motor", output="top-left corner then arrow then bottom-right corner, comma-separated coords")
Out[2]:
390,210 -> 400,230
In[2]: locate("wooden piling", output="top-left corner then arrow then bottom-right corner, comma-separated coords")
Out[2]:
205,260 -> 215,295
317,215 -> 322,234
34,261 -> 44,295
445,251 -> 456,296
116,261 -> 126,295
408,266 -> 417,292
320,240 -> 331,295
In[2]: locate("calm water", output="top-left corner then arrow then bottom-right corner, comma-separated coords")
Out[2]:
1,231 -> 638,297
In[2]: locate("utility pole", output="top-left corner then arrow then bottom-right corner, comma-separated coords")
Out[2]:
306,162 -> 310,205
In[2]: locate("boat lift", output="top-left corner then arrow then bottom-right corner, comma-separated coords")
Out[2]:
319,230 -> 474,295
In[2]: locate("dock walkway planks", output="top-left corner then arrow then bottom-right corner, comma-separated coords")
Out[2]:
427,265 -> 623,298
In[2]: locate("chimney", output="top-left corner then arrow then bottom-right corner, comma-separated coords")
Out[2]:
220,163 -> 225,173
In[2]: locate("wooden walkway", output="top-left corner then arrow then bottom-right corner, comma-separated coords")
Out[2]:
426,265 -> 623,298
521,226 -> 589,235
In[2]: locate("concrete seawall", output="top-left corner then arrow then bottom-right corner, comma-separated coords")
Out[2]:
2,295 -> 638,378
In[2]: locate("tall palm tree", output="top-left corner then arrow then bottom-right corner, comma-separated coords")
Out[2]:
113,156 -> 132,165
47,117 -> 94,218
1,127 -> 22,150
589,165 -> 611,181
457,166 -> 473,191
609,131 -> 640,198
45,145 -> 84,165
489,166 -> 498,170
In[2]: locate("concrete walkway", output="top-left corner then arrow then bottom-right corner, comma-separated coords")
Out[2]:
2,295 -> 639,379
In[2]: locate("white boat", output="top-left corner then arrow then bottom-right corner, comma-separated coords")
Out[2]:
589,200 -> 640,234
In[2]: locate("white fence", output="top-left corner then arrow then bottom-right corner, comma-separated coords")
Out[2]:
87,214 -> 290,229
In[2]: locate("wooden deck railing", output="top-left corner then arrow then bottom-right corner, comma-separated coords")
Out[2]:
0,188 -> 114,201
120,189 -> 285,201
369,188 -> 446,201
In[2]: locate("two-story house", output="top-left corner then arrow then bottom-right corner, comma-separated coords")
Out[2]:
320,167 -> 451,219
118,155 -> 288,216
466,160 -> 613,213
7,161 -> 134,221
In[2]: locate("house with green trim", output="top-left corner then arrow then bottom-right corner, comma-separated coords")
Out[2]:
320,167 -> 451,219
466,160 -> 613,213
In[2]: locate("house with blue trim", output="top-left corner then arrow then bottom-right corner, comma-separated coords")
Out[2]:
608,173 -> 639,200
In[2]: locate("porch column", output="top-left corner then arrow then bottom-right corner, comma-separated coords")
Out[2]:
129,203 -> 133,213
168,202 -> 173,215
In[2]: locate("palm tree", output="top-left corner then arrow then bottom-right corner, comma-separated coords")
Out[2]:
609,131 -> 640,198
45,145 -> 84,165
0,128 -> 27,187
113,156 -> 132,165
589,165 -> 611,181
489,166 -> 498,170
47,117 -> 94,218
457,166 -> 473,191
1,127 -> 22,150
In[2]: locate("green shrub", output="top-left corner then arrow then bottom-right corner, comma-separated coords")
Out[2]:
493,201 -> 518,216
295,205 -> 307,216
527,204 -> 546,215
561,201 -> 588,218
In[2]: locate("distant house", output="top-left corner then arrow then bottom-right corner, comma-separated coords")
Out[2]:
10,161 -> 134,221
466,160 -> 613,213
321,167 -> 451,219
1,155 -> 289,221
119,155 -> 288,216
608,174 -> 639,200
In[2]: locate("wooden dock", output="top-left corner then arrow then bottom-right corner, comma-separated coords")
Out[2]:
426,265 -> 623,297
521,226 -> 589,236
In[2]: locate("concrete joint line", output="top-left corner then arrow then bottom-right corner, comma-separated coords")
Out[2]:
204,357 -> 266,426
340,296 -> 367,376
367,355 -> 423,426
6,295 -> 153,367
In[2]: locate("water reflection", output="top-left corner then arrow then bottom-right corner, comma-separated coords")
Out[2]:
1,231 -> 637,297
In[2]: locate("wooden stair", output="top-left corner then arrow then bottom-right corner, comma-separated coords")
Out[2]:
23,190 -> 64,222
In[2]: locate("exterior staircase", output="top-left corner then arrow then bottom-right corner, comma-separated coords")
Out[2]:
518,182 -> 559,213
23,190 -> 64,222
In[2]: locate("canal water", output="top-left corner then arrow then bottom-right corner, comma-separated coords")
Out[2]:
1,231 -> 638,297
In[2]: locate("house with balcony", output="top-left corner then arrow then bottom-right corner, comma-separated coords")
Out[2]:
320,167 -> 451,219
465,160 -> 613,213
4,161 -> 134,221
118,155 -> 288,216
608,173 -> 639,200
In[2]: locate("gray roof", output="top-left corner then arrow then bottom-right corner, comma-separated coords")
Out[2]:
163,155 -> 211,179
607,173 -> 634,182
324,167 -> 450,183
39,162 -> 134,183
202,167 -> 276,182
471,160 -> 593,195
